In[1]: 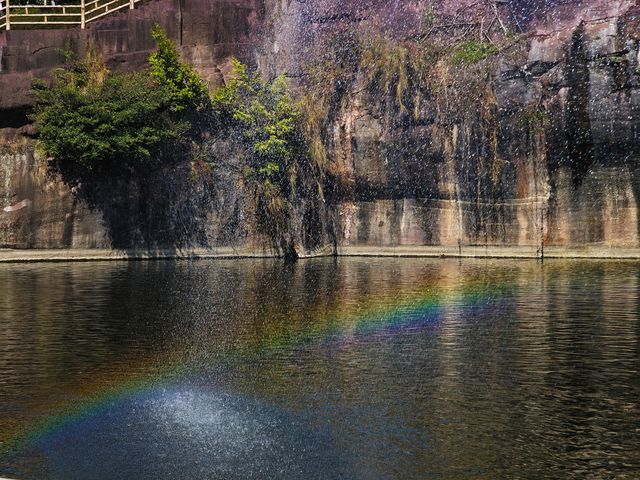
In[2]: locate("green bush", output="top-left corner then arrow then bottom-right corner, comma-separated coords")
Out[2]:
212,58 -> 301,183
451,40 -> 498,64
211,59 -> 309,254
32,53 -> 182,176
149,26 -> 210,114
32,27 -> 208,177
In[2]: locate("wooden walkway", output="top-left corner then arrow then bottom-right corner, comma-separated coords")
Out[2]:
0,0 -> 146,30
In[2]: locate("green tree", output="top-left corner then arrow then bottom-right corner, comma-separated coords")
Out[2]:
148,25 -> 210,114
212,58 -> 301,182
211,59 -> 306,256
31,27 -> 210,177
32,50 -> 183,176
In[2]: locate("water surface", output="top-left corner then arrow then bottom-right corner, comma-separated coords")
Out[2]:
0,258 -> 639,479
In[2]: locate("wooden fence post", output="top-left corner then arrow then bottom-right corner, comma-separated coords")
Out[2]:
81,0 -> 85,28
130,0 -> 134,9
5,0 -> 9,30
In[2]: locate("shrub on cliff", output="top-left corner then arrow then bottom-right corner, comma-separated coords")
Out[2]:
149,26 -> 210,117
451,40 -> 499,65
210,59 -> 309,256
31,28 -> 209,178
32,54 -> 182,176
211,58 -> 302,183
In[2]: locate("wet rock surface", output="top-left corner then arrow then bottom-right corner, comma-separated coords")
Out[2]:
265,0 -> 640,251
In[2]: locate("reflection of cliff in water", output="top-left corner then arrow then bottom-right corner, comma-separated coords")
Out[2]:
1,258 -> 639,478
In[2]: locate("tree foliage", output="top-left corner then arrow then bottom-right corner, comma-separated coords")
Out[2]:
31,27 -> 208,178
148,26 -> 210,114
210,59 -> 309,256
211,58 -> 301,183
32,52 -> 182,176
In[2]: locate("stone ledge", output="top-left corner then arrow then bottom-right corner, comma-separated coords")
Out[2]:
3,246 -> 640,263
0,248 -> 276,263
337,246 -> 640,259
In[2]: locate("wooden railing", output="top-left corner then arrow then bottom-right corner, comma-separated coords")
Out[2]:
0,1 -> 7,30
0,0 -> 145,30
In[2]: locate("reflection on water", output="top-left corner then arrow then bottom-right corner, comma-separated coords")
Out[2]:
0,258 -> 639,479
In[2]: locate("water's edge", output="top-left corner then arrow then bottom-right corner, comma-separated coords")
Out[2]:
3,246 -> 640,263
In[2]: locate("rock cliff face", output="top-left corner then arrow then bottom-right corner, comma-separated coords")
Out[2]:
2,0 -> 640,255
0,0 -> 274,252
262,0 -> 640,253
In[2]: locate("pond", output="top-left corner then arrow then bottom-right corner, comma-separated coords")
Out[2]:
0,258 -> 639,479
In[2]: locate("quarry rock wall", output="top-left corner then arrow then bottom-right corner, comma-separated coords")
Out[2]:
2,0 -> 640,256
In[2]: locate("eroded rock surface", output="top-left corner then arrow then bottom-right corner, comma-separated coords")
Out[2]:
263,0 -> 640,251
2,0 -> 640,254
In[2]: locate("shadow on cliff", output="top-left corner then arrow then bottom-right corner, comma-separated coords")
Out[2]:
56,161 -> 215,251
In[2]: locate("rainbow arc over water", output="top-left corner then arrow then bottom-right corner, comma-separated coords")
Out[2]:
1,275 -> 515,458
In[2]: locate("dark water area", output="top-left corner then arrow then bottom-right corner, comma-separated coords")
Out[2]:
0,258 -> 639,479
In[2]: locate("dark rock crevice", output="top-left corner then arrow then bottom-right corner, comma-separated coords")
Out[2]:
563,21 -> 595,187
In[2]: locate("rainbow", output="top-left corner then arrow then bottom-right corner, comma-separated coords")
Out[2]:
0,275 -> 515,461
